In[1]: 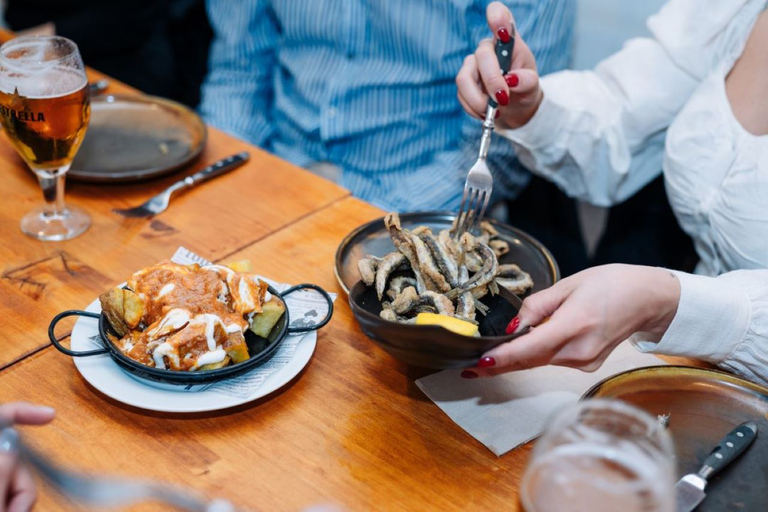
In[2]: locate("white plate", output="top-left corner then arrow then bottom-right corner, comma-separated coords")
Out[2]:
70,298 -> 316,413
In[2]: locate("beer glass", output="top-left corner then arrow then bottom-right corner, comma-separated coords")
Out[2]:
520,399 -> 675,512
0,36 -> 90,241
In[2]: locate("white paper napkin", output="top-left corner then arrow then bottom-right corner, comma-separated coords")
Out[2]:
415,341 -> 665,456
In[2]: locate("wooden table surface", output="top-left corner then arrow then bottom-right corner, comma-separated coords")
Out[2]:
0,65 -> 536,511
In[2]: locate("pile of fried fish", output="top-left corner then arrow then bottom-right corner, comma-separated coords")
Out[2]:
357,213 -> 533,324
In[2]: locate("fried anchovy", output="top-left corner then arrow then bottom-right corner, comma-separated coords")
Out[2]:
380,308 -> 416,324
407,231 -> 451,293
418,229 -> 459,288
469,284 -> 491,315
358,256 -> 380,286
456,291 -> 477,323
496,264 -> 534,295
385,213 -> 429,294
374,252 -> 407,300
438,229 -> 464,267
392,286 -> 420,315
446,233 -> 498,299
421,291 -> 456,316
392,287 -> 455,317
386,276 -> 418,301
465,251 -> 483,273
458,265 -> 469,285
488,280 -> 499,296
480,220 -> 499,238
490,239 -> 509,258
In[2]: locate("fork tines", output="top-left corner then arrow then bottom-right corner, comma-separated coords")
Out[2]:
454,184 -> 491,237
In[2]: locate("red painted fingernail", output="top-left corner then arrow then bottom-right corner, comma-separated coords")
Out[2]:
461,370 -> 479,379
506,73 -> 519,88
495,89 -> 509,106
497,28 -> 511,43
505,316 -> 521,335
478,357 -> 496,368
495,110 -> 500,119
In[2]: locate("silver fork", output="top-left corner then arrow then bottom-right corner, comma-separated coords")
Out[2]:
0,427 -> 238,511
454,29 -> 515,237
113,152 -> 250,218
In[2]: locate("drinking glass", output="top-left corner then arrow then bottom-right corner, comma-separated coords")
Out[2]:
520,399 -> 675,512
0,35 -> 91,241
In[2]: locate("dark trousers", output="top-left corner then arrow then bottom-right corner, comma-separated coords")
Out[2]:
507,175 -> 698,277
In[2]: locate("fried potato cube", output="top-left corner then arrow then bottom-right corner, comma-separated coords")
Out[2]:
223,331 -> 250,363
249,297 -> 286,338
199,355 -> 231,371
226,260 -> 253,272
99,288 -> 145,337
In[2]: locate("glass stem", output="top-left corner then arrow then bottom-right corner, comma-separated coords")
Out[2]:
37,167 -> 68,218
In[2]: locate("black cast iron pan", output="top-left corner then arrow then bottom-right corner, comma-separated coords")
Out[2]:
48,284 -> 333,384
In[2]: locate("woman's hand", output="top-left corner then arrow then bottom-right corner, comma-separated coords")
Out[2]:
456,1 -> 543,129
462,265 -> 682,378
0,403 -> 55,512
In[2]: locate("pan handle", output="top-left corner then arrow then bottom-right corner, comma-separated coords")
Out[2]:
48,310 -> 109,357
282,284 -> 334,334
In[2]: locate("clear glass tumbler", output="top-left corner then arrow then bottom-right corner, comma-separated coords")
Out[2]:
521,399 -> 675,512
0,35 -> 91,241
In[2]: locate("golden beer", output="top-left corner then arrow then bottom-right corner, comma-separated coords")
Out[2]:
0,35 -> 92,241
0,74 -> 90,171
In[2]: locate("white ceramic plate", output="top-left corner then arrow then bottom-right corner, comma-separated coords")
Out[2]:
70,298 -> 316,413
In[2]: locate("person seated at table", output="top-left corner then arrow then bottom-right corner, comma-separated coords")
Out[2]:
0,402 -> 55,512
199,0 -> 574,212
457,0 -> 768,384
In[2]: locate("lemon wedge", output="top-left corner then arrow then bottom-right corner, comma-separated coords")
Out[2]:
415,313 -> 479,337
226,260 -> 253,272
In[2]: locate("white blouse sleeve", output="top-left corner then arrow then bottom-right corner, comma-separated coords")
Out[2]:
498,0 -> 766,207
632,270 -> 768,386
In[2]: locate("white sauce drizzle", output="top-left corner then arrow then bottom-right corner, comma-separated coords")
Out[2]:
238,278 -> 255,311
152,342 -> 180,370
147,308 -> 190,337
192,348 -> 227,370
157,283 -> 175,298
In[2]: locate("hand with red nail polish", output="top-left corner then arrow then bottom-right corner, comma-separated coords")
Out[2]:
455,2 -> 543,128
505,316 -> 520,335
495,89 -> 509,106
464,264 -> 682,378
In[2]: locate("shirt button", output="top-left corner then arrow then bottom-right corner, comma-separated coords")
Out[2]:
327,107 -> 338,118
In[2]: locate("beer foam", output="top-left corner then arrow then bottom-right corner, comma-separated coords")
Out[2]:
0,67 -> 86,98
0,39 -> 86,97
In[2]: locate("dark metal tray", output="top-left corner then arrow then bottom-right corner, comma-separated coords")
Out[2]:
583,366 -> 768,512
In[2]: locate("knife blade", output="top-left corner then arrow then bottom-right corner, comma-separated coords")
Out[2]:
675,421 -> 757,512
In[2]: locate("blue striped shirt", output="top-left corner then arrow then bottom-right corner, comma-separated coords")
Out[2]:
201,0 -> 575,211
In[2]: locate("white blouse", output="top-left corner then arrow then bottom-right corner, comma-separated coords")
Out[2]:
499,0 -> 768,385
501,0 -> 768,276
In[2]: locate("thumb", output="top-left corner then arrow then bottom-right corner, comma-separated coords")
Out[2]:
513,281 -> 571,333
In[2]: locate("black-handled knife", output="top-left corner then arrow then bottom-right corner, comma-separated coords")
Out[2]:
675,421 -> 757,512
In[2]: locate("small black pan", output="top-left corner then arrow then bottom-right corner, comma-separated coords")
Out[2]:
49,284 -> 333,384
349,280 -> 525,369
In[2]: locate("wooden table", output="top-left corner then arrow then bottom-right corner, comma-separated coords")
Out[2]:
0,67 -> 536,511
